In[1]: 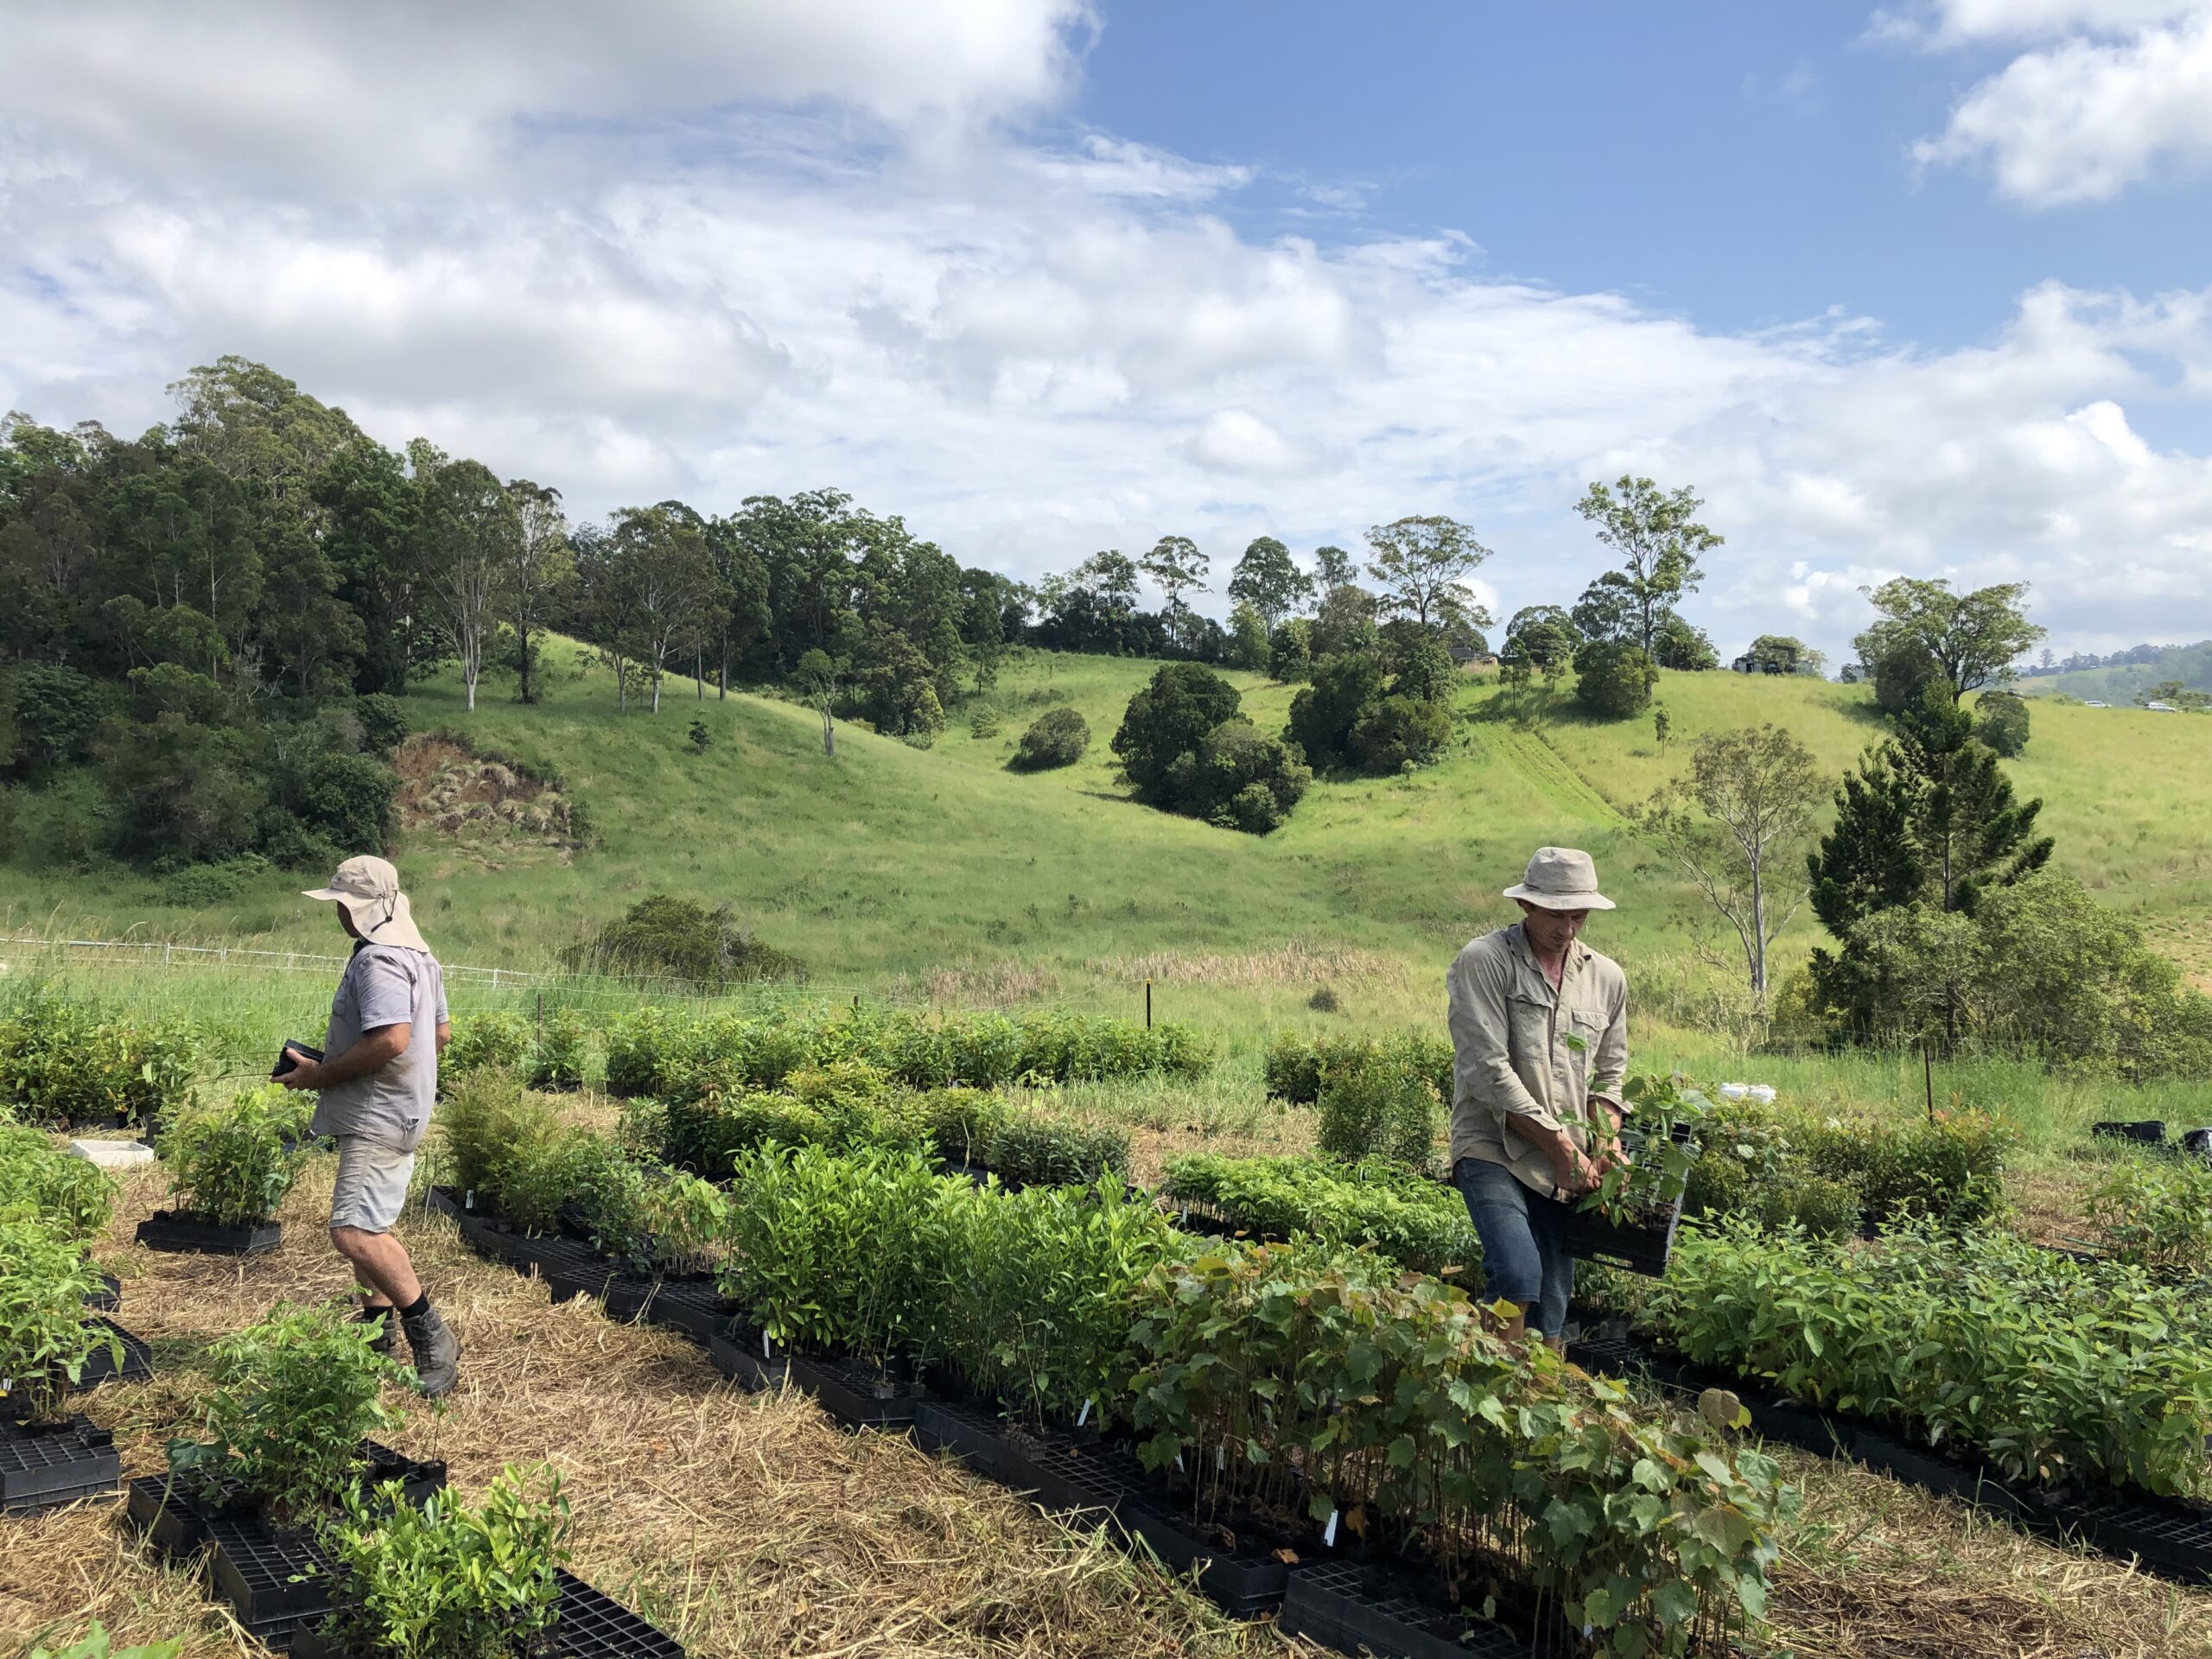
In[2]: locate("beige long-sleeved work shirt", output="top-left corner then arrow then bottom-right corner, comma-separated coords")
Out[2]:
1446,922 -> 1630,1195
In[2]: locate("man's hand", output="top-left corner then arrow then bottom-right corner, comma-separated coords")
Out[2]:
1544,1128 -> 1600,1195
276,1046 -> 323,1090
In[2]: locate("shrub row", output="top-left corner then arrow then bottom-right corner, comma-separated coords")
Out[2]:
0,986 -> 207,1127
1683,1103 -> 2012,1234
1262,1028 -> 1452,1107
1646,1218 -> 2212,1498
708,1142 -> 1787,1659
1158,1151 -> 1478,1277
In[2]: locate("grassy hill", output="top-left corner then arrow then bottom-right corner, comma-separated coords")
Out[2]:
8,645 -> 2210,1041
2019,640 -> 2212,703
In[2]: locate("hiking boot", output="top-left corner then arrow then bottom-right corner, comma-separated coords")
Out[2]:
401,1304 -> 461,1397
357,1306 -> 395,1357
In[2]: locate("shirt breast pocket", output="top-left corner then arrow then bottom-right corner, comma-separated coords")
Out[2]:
1506,992 -> 1554,1058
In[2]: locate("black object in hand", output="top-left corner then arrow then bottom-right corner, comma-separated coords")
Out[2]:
272,1041 -> 324,1080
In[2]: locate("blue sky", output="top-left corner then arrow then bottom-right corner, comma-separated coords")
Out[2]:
2,0 -> 2209,663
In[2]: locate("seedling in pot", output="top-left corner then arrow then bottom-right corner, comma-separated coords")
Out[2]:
0,1215 -> 124,1426
143,1085 -> 308,1248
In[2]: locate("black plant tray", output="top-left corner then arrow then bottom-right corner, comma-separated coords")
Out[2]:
424,1185 -> 464,1221
290,1568 -> 685,1659
544,1252 -> 628,1307
1281,1561 -> 1531,1659
0,1414 -> 119,1516
1569,1327 -> 2212,1581
2094,1119 -> 2167,1147
912,1398 -> 1014,1483
125,1440 -> 448,1560
637,1278 -> 737,1346
997,1431 -> 1291,1615
85,1272 -> 123,1312
73,1318 -> 154,1390
706,1325 -> 918,1430
136,1210 -> 283,1256
207,1511 -> 334,1644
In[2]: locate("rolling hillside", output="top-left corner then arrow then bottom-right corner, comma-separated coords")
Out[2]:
8,645 -> 2209,1036
2019,640 -> 2212,703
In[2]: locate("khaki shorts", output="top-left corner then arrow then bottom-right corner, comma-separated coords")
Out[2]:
330,1122 -> 428,1234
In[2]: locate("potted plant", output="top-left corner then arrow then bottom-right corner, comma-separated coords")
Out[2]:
1560,1071 -> 1710,1276
137,1086 -> 306,1255
0,1215 -> 124,1515
130,1300 -> 441,1634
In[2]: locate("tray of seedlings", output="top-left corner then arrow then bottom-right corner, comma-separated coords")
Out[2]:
126,1300 -> 441,1643
135,1085 -> 308,1256
1558,1079 -> 1707,1278
289,1469 -> 684,1659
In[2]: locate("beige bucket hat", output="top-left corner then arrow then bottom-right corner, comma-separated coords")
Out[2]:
302,855 -> 431,951
1503,846 -> 1615,912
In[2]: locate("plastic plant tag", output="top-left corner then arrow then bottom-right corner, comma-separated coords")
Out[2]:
763,1330 -> 772,1358
1324,1508 -> 1339,1547
1175,1452 -> 1185,1472
464,1190 -> 474,1211
1077,1398 -> 1092,1427
1216,1443 -> 1225,1470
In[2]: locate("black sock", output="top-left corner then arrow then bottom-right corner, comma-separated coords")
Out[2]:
359,1302 -> 391,1319
397,1292 -> 430,1320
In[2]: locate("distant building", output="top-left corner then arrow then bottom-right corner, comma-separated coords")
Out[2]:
2084,700 -> 2108,708
2146,701 -> 2177,712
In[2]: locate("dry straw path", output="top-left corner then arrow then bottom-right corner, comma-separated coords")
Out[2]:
5,1153 -> 2212,1659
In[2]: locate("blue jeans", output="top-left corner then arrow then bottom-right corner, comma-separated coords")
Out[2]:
1454,1156 -> 1573,1338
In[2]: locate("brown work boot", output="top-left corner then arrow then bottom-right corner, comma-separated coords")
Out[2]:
401,1303 -> 461,1397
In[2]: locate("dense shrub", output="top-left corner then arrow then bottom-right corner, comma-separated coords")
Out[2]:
2088,1155 -> 2212,1277
1262,1029 -> 1452,1106
1110,663 -> 1242,805
1685,1100 -> 2010,1232
1314,1051 -> 1443,1170
352,693 -> 410,759
1349,692 -> 1451,772
978,1116 -> 1130,1187
1160,1152 -> 1479,1276
442,1012 -> 531,1078
168,1300 -> 407,1522
1573,639 -> 1656,718
1168,717 -> 1311,834
0,987 -> 206,1126
1974,689 -> 2030,757
437,1068 -> 584,1232
525,1007 -> 589,1090
563,893 -> 805,989
1285,651 -> 1384,768
162,1084 -> 308,1227
1009,707 -> 1090,771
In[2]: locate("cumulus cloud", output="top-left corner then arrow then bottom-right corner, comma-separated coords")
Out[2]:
3,3 -> 2211,660
1898,0 -> 2212,204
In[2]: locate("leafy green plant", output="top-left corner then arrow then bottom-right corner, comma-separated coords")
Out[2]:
0,986 -> 207,1127
908,1087 -> 1007,1167
320,1465 -> 569,1659
29,1623 -> 183,1659
1314,1051 -> 1440,1170
977,1116 -> 1129,1187
162,1084 -> 306,1227
1160,1152 -> 1479,1276
438,1068 -> 575,1229
633,1172 -> 728,1274
1125,1240 -> 1787,1658
1580,1073 -> 1712,1223
2088,1155 -> 2212,1277
1801,1108 -> 2012,1227
442,1013 -> 531,1078
718,1143 -> 953,1369
168,1300 -> 407,1521
0,1215 -> 123,1423
0,1122 -> 118,1240
525,1007 -> 589,1090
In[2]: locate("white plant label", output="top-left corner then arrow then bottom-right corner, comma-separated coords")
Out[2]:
1077,1398 -> 1092,1427
1324,1508 -> 1339,1548
762,1331 -> 772,1357
464,1190 -> 474,1211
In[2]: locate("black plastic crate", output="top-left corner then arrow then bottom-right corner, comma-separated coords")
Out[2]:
84,1272 -> 123,1312
545,1255 -> 626,1308
126,1440 -> 445,1560
0,1415 -> 119,1516
789,1352 -> 918,1432
74,1318 -> 154,1390
207,1512 -> 334,1643
2093,1119 -> 2168,1147
708,1325 -> 794,1393
135,1210 -> 283,1256
1559,1198 -> 1681,1277
1281,1561 -> 1529,1659
2039,1489 -> 2212,1582
289,1568 -> 685,1659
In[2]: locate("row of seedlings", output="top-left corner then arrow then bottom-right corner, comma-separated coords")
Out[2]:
1573,1217 -> 2212,1580
123,1296 -> 682,1656
0,1122 -> 134,1515
429,1087 -> 1791,1659
0,987 -> 207,1132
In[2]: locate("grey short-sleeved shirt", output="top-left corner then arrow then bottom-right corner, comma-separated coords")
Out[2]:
311,943 -> 448,1144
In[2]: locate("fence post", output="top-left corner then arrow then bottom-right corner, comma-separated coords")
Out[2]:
537,990 -> 543,1051
1145,979 -> 1153,1029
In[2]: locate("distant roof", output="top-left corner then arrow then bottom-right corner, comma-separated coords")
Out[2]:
2145,701 -> 2177,711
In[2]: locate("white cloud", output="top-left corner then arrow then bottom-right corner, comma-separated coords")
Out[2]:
3,3 -> 2211,662
1900,1 -> 2212,204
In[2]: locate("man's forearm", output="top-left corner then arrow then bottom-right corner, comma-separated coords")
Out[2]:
289,1029 -> 406,1090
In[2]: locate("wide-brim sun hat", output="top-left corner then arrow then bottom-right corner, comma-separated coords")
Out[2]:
1503,845 -> 1615,912
302,855 -> 432,951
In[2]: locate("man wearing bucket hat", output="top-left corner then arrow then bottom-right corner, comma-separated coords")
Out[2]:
1446,847 -> 1630,1347
276,855 -> 461,1395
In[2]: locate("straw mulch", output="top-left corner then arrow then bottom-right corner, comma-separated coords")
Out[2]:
1,1157 -> 1292,1659
10,1153 -> 2212,1659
